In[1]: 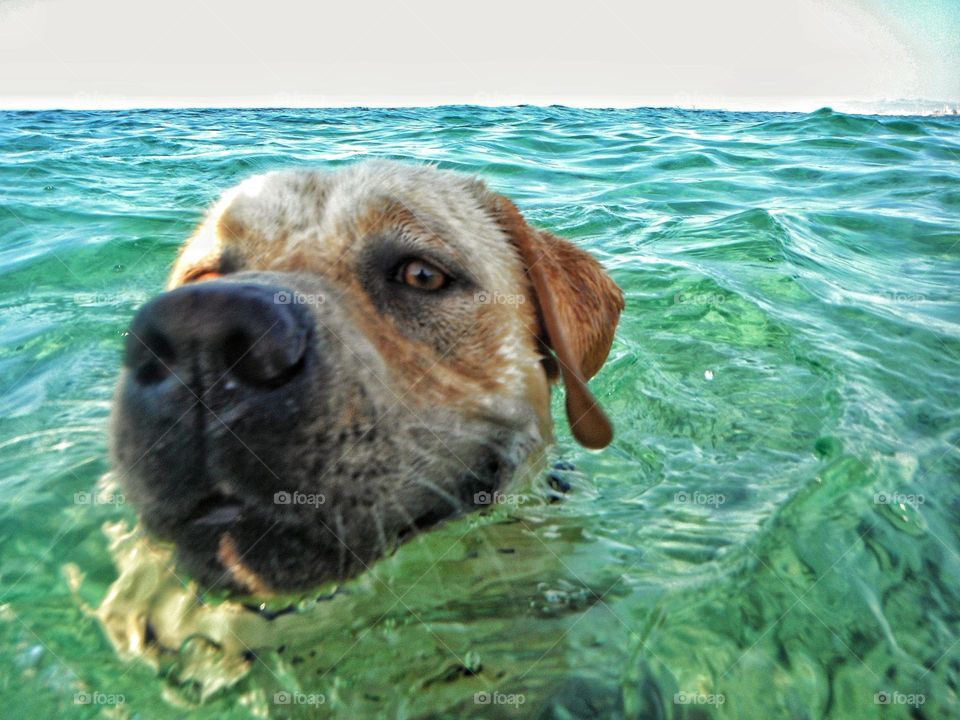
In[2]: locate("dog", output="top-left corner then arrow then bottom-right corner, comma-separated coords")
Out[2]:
110,160 -> 623,594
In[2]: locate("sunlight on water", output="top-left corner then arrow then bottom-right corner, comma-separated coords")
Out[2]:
0,106 -> 958,718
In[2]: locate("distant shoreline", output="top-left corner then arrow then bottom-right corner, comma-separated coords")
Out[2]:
0,95 -> 960,116
0,97 -> 958,117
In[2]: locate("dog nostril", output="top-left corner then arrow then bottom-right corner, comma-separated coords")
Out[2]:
221,329 -> 253,371
223,324 -> 308,389
124,283 -> 312,392
131,330 -> 176,386
221,329 -> 262,384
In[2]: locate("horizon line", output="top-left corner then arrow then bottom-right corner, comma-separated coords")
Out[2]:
1,95 -> 957,116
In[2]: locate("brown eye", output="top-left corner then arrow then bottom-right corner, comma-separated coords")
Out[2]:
398,259 -> 448,291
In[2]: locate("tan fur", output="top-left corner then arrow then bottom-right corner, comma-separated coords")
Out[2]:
483,194 -> 625,447
169,161 -> 622,447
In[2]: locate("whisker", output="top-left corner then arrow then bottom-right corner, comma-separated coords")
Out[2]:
410,477 -> 463,514
391,495 -> 420,536
391,494 -> 446,594
371,503 -> 390,557
334,508 -> 347,580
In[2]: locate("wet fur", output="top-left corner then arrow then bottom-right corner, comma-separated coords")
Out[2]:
110,160 -> 623,593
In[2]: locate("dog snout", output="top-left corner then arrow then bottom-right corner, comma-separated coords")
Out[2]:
124,282 -> 311,392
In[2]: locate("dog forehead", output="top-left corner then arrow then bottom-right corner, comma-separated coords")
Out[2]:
208,162 -> 520,279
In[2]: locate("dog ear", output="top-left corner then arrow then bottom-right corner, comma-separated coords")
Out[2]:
492,195 -> 624,449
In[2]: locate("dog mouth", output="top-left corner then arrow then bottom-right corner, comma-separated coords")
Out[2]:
177,491 -> 282,595
123,437 -> 523,594
187,492 -> 247,528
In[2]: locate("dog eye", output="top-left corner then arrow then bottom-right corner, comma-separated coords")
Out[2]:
396,259 -> 449,291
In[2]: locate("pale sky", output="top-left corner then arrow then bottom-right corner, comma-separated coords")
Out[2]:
0,0 -> 956,110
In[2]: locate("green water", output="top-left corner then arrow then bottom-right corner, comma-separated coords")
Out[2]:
0,106 -> 958,718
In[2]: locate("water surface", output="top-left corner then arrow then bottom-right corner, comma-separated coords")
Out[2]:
0,106 -> 958,718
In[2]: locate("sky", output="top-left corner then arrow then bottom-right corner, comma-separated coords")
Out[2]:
0,0 -> 957,111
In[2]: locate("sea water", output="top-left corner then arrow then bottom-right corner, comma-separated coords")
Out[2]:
0,106 -> 958,718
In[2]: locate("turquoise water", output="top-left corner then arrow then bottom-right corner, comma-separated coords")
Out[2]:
0,106 -> 958,718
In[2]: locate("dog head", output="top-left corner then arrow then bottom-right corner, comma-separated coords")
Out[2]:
110,161 -> 623,593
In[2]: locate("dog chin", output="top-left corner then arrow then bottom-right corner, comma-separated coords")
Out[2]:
171,523 -> 338,596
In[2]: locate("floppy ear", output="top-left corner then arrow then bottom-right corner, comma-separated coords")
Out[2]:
492,195 -> 624,449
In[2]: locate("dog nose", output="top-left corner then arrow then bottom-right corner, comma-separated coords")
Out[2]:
124,283 -> 311,390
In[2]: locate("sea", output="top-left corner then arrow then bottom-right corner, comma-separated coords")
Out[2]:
0,105 -> 958,718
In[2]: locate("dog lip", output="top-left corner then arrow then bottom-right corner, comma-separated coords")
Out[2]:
189,493 -> 245,526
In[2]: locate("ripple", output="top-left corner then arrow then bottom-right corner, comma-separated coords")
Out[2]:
0,105 -> 957,718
